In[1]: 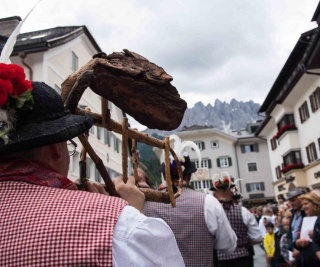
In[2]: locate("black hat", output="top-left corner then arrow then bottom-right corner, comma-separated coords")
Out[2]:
210,172 -> 236,191
160,155 -> 197,179
287,188 -> 306,200
0,82 -> 93,154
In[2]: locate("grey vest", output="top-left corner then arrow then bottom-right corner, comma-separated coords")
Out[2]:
145,188 -> 214,267
217,203 -> 250,260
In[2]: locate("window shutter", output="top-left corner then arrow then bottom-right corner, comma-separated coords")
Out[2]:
241,145 -> 245,153
216,158 -> 221,167
228,157 -> 232,166
246,184 -> 251,192
202,141 -> 205,150
254,143 -> 259,152
299,107 -> 303,123
306,147 -> 311,163
260,182 -> 265,191
310,95 -> 315,112
208,159 -> 212,168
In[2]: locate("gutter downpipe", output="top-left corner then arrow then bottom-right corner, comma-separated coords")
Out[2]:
19,52 -> 33,81
234,140 -> 243,195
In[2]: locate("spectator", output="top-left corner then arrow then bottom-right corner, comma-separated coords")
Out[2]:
264,222 -> 276,267
286,187 -> 307,267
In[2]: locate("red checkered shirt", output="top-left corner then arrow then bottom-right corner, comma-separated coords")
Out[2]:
0,181 -> 127,266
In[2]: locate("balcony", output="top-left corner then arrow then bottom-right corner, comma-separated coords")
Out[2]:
280,163 -> 304,174
274,124 -> 297,139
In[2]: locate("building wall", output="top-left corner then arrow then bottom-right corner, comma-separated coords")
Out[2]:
236,137 -> 274,204
259,73 -> 320,197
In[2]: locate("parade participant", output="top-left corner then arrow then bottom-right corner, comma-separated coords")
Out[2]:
211,172 -> 262,267
0,72 -> 184,266
144,137 -> 237,267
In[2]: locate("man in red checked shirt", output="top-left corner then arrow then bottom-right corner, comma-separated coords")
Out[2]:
0,79 -> 184,267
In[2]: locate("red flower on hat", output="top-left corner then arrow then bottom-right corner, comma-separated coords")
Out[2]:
0,63 -> 33,108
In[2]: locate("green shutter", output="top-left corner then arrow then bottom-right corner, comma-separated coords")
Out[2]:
241,145 -> 245,153
246,184 -> 251,192
208,159 -> 212,169
254,143 -> 259,152
228,157 -> 232,166
202,141 -> 205,150
216,158 -> 221,167
261,182 -> 265,191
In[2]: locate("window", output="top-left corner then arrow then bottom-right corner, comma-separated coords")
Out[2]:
54,84 -> 61,94
277,114 -> 295,129
211,140 -> 219,148
246,182 -> 265,192
241,143 -> 259,153
217,157 -> 232,168
306,142 -> 318,163
319,138 -> 320,151
283,151 -> 302,166
95,168 -> 102,183
275,166 -> 282,179
72,51 -> 79,72
299,101 -> 310,123
89,126 -> 94,135
195,141 -> 205,150
113,137 -> 120,153
310,87 -> 320,112
248,162 -> 257,172
195,159 -> 212,168
270,138 -> 277,151
191,180 -> 212,190
104,129 -> 110,146
86,158 -> 93,179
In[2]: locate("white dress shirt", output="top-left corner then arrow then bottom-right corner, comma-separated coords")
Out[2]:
204,194 -> 238,254
113,205 -> 185,267
241,206 -> 263,243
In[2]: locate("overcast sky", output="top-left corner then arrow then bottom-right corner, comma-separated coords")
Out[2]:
2,0 -> 319,130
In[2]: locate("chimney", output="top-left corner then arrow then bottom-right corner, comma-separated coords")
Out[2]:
0,16 -> 22,37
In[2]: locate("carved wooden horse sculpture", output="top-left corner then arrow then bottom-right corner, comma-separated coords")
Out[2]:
61,49 -> 187,207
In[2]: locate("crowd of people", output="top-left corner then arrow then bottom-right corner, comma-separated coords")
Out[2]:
250,188 -> 320,267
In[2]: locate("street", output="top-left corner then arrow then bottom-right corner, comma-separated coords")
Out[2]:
253,244 -> 266,267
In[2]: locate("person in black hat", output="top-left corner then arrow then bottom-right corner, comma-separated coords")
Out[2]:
145,148 -> 237,267
286,187 -> 307,267
0,65 -> 184,266
211,172 -> 262,267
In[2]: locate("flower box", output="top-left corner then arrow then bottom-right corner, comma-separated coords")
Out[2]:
274,124 -> 297,139
280,163 -> 304,173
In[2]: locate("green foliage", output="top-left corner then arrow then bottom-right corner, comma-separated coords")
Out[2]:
137,133 -> 164,186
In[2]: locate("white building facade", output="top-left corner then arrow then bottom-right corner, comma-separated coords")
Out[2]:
1,16 -> 126,183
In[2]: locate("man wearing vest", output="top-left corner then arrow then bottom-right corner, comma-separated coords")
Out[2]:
145,154 -> 237,267
286,187 -> 307,267
0,72 -> 184,266
211,173 -> 262,267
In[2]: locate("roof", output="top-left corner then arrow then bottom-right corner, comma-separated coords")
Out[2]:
258,28 -> 317,114
0,25 -> 102,55
312,2 -> 320,23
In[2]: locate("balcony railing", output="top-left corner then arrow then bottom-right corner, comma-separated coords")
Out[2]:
274,124 -> 297,139
280,163 -> 304,174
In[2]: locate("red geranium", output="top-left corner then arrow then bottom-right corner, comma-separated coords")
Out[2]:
0,63 -> 33,108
